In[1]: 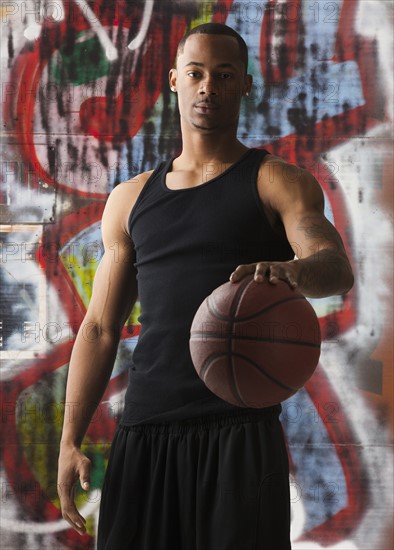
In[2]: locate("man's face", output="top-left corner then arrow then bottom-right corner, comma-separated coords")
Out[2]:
169,34 -> 252,133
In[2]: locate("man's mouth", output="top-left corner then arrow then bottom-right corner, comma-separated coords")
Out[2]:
194,102 -> 219,113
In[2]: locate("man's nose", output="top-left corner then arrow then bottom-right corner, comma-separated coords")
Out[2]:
199,77 -> 218,96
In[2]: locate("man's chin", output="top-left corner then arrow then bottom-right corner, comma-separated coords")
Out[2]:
191,121 -> 220,132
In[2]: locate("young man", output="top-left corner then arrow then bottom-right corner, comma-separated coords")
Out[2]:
57,23 -> 354,549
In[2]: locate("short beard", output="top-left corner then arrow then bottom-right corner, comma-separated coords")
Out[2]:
191,122 -> 219,131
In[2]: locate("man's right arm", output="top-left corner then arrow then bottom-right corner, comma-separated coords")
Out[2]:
57,174 -> 150,534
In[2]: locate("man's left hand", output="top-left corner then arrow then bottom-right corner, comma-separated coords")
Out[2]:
229,261 -> 300,289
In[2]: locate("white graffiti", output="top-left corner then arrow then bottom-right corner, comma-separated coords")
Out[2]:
21,0 -> 155,59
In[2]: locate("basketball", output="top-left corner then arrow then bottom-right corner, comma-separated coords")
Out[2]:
189,274 -> 321,408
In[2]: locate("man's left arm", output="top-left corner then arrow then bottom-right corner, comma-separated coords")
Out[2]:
229,161 -> 354,298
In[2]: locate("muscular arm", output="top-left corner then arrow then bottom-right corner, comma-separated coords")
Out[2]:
230,157 -> 354,298
57,178 -> 141,534
276,161 -> 353,297
60,241 -> 137,446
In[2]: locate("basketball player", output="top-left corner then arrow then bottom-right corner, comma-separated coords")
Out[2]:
57,23 -> 354,549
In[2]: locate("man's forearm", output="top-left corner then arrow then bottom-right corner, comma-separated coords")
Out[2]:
60,322 -> 121,447
294,248 -> 354,298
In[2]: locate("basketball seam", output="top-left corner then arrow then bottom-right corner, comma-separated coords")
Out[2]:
232,352 -> 296,393
199,350 -> 297,396
206,284 -> 310,324
199,352 -> 249,407
206,275 -> 252,322
208,277 -> 257,406
228,276 -> 252,406
190,332 -> 321,348
229,355 -> 249,407
234,296 -> 311,322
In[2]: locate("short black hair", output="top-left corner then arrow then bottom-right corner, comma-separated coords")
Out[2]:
176,23 -> 248,74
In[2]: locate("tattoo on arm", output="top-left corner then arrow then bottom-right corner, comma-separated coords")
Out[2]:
297,215 -> 344,255
292,216 -> 353,296
296,249 -> 350,296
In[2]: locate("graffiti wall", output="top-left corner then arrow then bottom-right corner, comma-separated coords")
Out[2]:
1,1 -> 393,548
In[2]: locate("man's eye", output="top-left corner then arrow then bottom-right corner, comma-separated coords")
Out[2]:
187,72 -> 200,78
219,73 -> 232,79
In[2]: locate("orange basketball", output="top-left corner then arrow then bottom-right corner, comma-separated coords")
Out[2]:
189,274 -> 321,408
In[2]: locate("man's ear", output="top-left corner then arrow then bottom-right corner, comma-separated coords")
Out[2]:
243,74 -> 253,96
169,68 -> 178,92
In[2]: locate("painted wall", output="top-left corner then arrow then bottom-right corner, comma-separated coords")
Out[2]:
1,1 -> 393,548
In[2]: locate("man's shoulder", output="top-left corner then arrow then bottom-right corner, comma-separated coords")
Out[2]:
257,153 -> 288,204
257,153 -> 324,216
106,169 -> 155,205
258,153 -> 314,190
116,170 -> 156,192
102,170 -> 156,239
259,153 -> 291,171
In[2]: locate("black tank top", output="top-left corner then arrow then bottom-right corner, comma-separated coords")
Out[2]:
121,148 -> 294,425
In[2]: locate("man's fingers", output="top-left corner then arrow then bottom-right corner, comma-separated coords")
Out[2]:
253,262 -> 269,282
58,457 -> 91,535
79,456 -> 91,491
229,262 -> 298,289
268,266 -> 298,288
57,447 -> 92,536
267,265 -> 280,284
63,507 -> 87,535
287,275 -> 298,288
59,484 -> 87,535
230,263 -> 265,283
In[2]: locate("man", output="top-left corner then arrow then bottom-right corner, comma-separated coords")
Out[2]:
57,23 -> 354,549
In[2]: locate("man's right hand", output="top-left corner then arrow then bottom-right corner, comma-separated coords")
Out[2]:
56,177 -> 143,536
57,443 -> 91,536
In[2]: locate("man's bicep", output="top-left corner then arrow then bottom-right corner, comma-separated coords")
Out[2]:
87,246 -> 138,336
86,188 -> 138,335
89,184 -> 138,330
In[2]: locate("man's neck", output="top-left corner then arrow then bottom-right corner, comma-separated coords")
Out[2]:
176,127 -> 249,169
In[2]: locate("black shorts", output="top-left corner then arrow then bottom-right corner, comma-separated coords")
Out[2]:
97,406 -> 291,550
